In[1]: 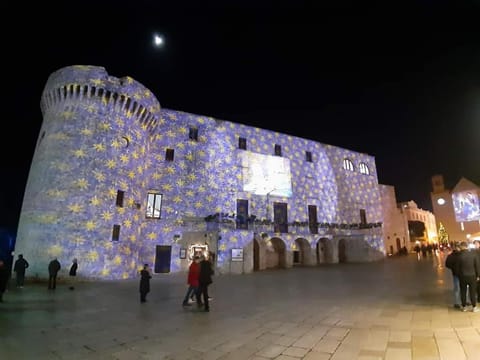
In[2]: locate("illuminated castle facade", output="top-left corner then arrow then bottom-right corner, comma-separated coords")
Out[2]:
15,65 -> 385,280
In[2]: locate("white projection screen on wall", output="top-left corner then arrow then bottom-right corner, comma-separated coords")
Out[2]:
240,151 -> 292,197
453,190 -> 480,222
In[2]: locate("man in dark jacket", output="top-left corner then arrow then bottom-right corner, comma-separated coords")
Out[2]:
475,240 -> 480,302
445,244 -> 462,309
48,257 -> 61,290
13,254 -> 29,288
457,242 -> 479,312
139,264 -> 152,303
198,254 -> 214,312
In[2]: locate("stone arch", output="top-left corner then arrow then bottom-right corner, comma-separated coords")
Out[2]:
252,235 -> 267,271
316,237 -> 333,264
265,237 -> 287,269
293,237 -> 312,266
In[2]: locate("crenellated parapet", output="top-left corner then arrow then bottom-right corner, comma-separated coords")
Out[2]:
40,65 -> 161,134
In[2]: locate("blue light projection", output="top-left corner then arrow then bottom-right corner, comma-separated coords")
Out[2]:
15,65 -> 384,280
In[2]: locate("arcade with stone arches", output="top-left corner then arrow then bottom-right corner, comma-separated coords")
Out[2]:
236,234 -> 360,273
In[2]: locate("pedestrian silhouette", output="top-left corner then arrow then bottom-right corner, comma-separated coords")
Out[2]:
69,258 -> 78,290
48,257 -> 61,290
13,254 -> 29,288
139,264 -> 152,303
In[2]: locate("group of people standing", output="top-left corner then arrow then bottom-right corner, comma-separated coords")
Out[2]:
0,255 -> 79,302
445,240 -> 480,312
182,253 -> 214,312
138,253 -> 214,312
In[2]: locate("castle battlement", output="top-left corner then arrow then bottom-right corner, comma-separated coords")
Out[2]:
40,65 -> 161,134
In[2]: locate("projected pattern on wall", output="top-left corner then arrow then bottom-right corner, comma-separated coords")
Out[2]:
15,65 -> 384,280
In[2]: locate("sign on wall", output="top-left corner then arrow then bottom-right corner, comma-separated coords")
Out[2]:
231,248 -> 244,262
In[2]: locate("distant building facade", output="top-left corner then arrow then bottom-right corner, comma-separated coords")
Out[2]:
379,185 -> 409,255
398,201 -> 438,245
430,175 -> 480,243
15,65 -> 386,280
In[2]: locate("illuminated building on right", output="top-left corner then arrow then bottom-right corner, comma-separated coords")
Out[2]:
430,174 -> 480,243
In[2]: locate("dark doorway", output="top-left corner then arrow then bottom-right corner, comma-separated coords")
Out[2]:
154,245 -> 171,273
338,239 -> 347,263
293,250 -> 300,264
254,239 -> 260,271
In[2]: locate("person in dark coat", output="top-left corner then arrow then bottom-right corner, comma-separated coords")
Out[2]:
0,259 -> 9,302
457,241 -> 479,312
445,243 -> 463,308
198,254 -> 214,312
139,264 -> 152,303
13,254 -> 29,288
48,257 -> 61,290
475,240 -> 480,302
68,258 -> 78,290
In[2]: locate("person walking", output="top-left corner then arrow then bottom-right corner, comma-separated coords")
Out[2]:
182,256 -> 201,307
0,259 -> 9,302
445,243 -> 463,309
474,240 -> 480,302
13,254 -> 29,288
139,264 -> 152,303
198,254 -> 214,312
457,241 -> 479,312
68,258 -> 78,290
48,257 -> 61,290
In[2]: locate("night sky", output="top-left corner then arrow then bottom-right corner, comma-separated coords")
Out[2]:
1,1 -> 479,231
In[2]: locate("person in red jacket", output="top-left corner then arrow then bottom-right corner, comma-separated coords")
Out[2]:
182,256 -> 201,307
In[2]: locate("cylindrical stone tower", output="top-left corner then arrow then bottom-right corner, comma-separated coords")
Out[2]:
15,65 -> 161,279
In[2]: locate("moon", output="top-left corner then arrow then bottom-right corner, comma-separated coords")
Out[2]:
153,34 -> 164,47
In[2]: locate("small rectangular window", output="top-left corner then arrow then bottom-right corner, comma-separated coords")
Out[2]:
239,137 -> 247,150
305,151 -> 313,162
112,224 -> 121,241
189,127 -> 198,141
274,144 -> 282,156
116,190 -> 125,207
165,148 -> 174,161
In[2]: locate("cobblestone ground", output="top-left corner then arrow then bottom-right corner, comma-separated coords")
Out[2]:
1,252 -> 479,360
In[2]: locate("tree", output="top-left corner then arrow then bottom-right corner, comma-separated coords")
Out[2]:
438,222 -> 449,245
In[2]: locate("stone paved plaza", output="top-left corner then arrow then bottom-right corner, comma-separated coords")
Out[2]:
1,252 -> 479,360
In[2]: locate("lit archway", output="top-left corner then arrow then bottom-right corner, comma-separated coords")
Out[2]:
266,237 -> 287,269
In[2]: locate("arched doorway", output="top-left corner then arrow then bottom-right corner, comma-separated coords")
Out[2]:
316,237 -> 331,264
293,238 -> 310,266
338,238 -> 347,263
266,237 -> 286,269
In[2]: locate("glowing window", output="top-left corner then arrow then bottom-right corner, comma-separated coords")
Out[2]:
146,192 -> 162,219
359,162 -> 370,175
343,158 -> 354,171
